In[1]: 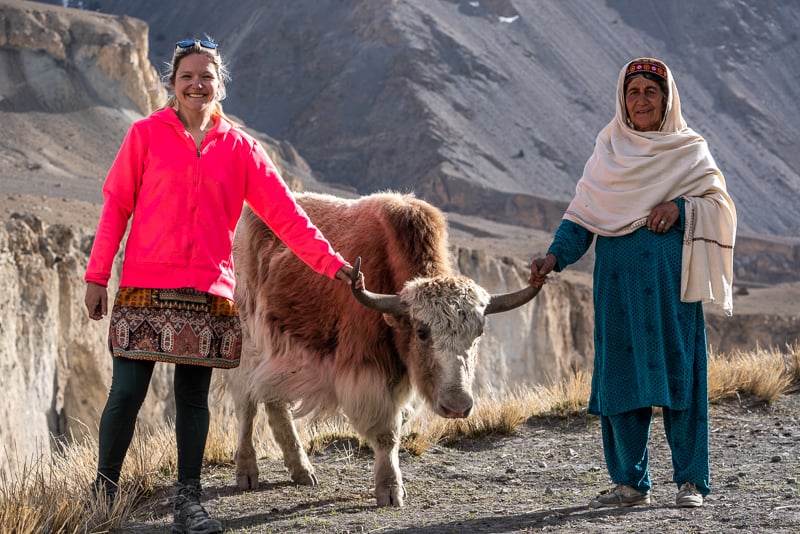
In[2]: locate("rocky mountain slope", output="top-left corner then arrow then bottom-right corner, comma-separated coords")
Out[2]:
42,0 -> 800,240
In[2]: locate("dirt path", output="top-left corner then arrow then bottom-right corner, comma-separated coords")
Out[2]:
120,393 -> 800,533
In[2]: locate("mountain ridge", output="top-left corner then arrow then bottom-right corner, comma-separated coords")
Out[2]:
4,0 -> 800,283
40,0 -> 800,238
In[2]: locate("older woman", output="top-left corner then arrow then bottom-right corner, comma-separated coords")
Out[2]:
530,58 -> 736,508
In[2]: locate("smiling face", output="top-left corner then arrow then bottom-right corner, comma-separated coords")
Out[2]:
624,74 -> 666,132
171,53 -> 220,115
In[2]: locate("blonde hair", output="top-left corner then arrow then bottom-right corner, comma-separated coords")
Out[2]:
161,39 -> 239,126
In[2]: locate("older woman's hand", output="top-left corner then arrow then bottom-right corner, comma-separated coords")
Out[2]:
647,200 -> 680,233
528,253 -> 557,287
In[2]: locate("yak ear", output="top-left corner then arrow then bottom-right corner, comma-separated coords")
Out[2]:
383,313 -> 409,329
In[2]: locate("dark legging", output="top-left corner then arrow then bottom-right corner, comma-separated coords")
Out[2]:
96,356 -> 213,484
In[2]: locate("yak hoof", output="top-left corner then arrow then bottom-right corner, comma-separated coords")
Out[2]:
376,484 -> 405,507
291,470 -> 318,487
236,474 -> 259,490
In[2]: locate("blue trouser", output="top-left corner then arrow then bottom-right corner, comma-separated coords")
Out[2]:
96,356 -> 213,485
601,404 -> 711,496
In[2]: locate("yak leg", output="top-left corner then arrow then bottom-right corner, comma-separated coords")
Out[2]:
265,401 -> 317,486
232,390 -> 260,490
370,410 -> 405,507
342,383 -> 406,507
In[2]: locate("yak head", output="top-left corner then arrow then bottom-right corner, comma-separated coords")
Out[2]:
349,257 -> 540,419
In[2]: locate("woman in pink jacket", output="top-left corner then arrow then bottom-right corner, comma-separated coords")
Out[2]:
84,38 -> 363,534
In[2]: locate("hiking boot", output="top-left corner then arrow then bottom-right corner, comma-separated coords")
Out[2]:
91,475 -> 118,507
676,482 -> 704,508
172,479 -> 222,534
588,483 -> 651,509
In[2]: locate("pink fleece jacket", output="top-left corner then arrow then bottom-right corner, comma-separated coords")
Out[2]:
85,108 -> 346,300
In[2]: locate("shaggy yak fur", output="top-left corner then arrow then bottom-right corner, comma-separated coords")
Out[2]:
226,191 -> 528,507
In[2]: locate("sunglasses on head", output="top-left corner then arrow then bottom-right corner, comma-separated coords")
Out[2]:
175,39 -> 218,51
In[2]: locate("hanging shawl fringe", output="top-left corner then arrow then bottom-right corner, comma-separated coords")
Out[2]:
681,194 -> 736,315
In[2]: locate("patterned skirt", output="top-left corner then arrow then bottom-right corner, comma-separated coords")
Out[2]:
108,287 -> 242,369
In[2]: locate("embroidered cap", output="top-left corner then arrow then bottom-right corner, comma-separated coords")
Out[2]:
625,58 -> 668,81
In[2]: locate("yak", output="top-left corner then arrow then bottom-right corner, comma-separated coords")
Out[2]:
226,191 -> 539,506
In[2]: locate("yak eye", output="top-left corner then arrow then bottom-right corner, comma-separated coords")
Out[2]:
416,326 -> 430,342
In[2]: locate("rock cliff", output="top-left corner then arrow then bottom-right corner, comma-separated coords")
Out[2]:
0,0 -> 165,206
0,215 -> 177,475
0,1 -> 161,114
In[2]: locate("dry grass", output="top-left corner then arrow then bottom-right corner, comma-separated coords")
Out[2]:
0,432 -> 141,534
1,344 -> 798,533
788,342 -> 800,387
708,343 -> 798,403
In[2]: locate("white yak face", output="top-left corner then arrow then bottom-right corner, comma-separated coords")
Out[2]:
388,276 -> 489,419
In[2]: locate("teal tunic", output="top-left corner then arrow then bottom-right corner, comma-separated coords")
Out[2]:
548,198 -> 708,416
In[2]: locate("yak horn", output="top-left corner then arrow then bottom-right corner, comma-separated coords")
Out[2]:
485,284 -> 541,315
349,257 -> 406,315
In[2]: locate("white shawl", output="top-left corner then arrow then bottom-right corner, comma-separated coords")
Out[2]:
564,59 -> 737,315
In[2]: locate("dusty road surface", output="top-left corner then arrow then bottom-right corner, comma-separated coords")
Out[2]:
117,393 -> 800,533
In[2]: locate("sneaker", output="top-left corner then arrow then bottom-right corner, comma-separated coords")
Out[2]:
676,482 -> 703,508
172,479 -> 223,534
588,483 -> 651,509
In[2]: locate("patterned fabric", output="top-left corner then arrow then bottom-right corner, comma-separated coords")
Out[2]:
625,58 -> 668,80
108,287 -> 241,368
548,209 -> 709,416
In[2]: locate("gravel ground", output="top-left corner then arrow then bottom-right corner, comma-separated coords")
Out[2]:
118,392 -> 800,533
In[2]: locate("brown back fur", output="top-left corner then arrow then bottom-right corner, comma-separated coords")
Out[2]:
232,191 -> 452,408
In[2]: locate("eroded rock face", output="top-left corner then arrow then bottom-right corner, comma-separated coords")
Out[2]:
705,314 -> 800,356
0,0 -> 163,114
455,247 -> 594,389
0,1 -> 167,207
0,214 -> 175,475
